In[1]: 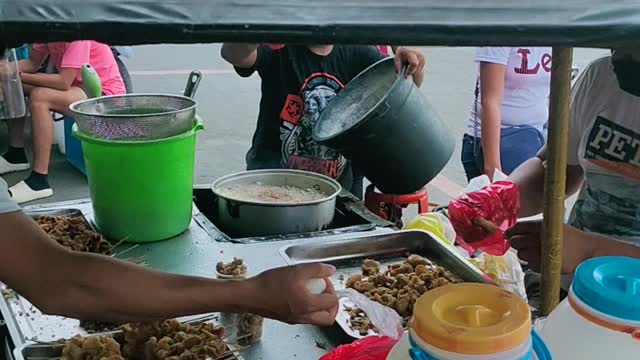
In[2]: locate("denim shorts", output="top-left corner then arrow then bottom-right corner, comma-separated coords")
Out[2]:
461,126 -> 545,182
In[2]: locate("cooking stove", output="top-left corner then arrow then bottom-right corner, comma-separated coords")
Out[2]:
193,185 -> 394,243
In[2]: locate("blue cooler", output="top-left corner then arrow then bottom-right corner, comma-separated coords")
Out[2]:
64,117 -> 86,175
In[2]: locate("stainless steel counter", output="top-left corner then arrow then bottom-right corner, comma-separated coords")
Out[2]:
1,198 -> 393,360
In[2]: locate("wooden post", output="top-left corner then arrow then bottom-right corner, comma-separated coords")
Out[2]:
541,47 -> 573,315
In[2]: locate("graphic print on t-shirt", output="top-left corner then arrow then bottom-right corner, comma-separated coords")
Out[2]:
280,73 -> 347,179
584,116 -> 640,180
570,114 -> 640,241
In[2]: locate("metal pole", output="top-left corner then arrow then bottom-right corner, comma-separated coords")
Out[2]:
541,47 -> 573,315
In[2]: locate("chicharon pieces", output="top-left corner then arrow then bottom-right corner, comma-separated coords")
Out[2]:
347,255 -> 458,326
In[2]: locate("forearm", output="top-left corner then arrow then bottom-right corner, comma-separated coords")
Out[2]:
591,232 -> 640,259
0,212 -> 257,323
480,105 -> 501,169
508,156 -> 547,217
21,73 -> 72,91
221,43 -> 259,68
43,252 -> 255,323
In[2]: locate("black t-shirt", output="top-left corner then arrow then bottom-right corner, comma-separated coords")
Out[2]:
236,45 -> 384,190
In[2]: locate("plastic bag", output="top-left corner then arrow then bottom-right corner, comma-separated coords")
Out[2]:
319,336 -> 398,360
467,249 -> 527,301
403,212 -> 456,247
336,288 -> 404,340
448,180 -> 520,256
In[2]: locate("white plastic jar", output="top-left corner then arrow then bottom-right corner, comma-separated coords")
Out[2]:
540,256 -> 640,360
408,283 -> 551,360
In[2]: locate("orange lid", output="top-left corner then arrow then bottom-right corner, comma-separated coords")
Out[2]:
412,283 -> 531,355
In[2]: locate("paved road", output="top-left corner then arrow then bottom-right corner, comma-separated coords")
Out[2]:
1,45 -> 608,209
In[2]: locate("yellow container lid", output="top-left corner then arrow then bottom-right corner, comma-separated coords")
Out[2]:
412,283 -> 531,355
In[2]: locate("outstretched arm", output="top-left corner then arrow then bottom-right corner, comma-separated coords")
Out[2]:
0,209 -> 338,325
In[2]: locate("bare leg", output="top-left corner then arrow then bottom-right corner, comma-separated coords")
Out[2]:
28,86 -> 86,174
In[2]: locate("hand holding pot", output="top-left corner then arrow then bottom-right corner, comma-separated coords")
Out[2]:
247,263 -> 339,326
393,47 -> 425,86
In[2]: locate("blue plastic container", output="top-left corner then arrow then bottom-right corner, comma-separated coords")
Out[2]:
64,117 -> 86,175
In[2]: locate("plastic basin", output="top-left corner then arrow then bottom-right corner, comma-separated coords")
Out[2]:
73,119 -> 203,242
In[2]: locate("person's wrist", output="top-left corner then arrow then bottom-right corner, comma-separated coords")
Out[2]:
215,277 -> 261,314
236,276 -> 266,314
564,224 -> 598,260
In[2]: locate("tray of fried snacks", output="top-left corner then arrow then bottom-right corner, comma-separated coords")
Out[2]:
25,208 -> 114,255
14,317 -> 247,360
279,230 -> 494,338
0,209 -> 146,345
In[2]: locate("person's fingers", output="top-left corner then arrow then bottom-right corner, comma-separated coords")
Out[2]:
404,53 -> 419,78
296,263 -> 336,279
324,278 -> 336,295
300,310 -> 337,326
302,292 -> 339,312
394,54 -> 403,74
509,234 -> 537,251
505,221 -> 542,238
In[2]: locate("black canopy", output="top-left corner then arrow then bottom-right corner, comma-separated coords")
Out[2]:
2,0 -> 640,47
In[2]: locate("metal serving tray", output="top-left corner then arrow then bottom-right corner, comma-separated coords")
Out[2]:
279,230 -> 494,338
0,208 -> 138,344
13,315 -> 245,360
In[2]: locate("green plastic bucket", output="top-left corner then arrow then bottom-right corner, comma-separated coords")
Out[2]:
73,119 -> 203,242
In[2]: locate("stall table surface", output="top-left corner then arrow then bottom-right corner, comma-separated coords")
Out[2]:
0,198 -> 394,360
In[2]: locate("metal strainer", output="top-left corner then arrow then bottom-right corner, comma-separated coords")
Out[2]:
69,93 -> 197,140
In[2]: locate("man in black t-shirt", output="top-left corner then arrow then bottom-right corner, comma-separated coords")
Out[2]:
221,44 -> 425,197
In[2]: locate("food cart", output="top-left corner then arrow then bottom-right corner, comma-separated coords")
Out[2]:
2,0 -> 640,359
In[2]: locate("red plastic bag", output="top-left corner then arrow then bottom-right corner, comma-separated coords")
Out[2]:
319,336 -> 398,360
448,181 -> 520,256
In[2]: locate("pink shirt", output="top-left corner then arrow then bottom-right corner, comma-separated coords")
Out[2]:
31,41 -> 126,95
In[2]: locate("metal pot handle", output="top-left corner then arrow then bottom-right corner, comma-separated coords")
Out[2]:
225,199 -> 241,219
399,64 -> 410,79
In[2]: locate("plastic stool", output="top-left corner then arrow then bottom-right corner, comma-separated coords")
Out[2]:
64,117 -> 86,175
364,185 -> 429,227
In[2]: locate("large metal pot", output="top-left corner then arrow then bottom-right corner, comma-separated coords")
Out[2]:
211,170 -> 342,237
313,57 -> 455,194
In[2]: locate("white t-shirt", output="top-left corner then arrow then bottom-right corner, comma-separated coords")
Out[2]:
467,47 -> 552,137
568,56 -> 640,244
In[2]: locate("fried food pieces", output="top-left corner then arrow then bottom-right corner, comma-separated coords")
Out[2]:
237,313 -> 263,346
61,319 -> 229,360
216,258 -> 247,278
347,255 -> 458,325
121,319 -> 226,360
343,306 -> 378,336
61,335 -> 123,360
35,215 -> 113,255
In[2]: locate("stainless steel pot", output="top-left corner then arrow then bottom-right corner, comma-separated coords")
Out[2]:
211,170 -> 342,237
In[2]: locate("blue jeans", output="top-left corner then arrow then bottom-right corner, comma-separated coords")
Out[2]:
461,126 -> 545,182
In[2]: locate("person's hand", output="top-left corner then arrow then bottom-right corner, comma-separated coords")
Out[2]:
393,47 -> 425,79
506,220 -> 596,274
248,263 -> 339,326
484,160 -> 502,181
